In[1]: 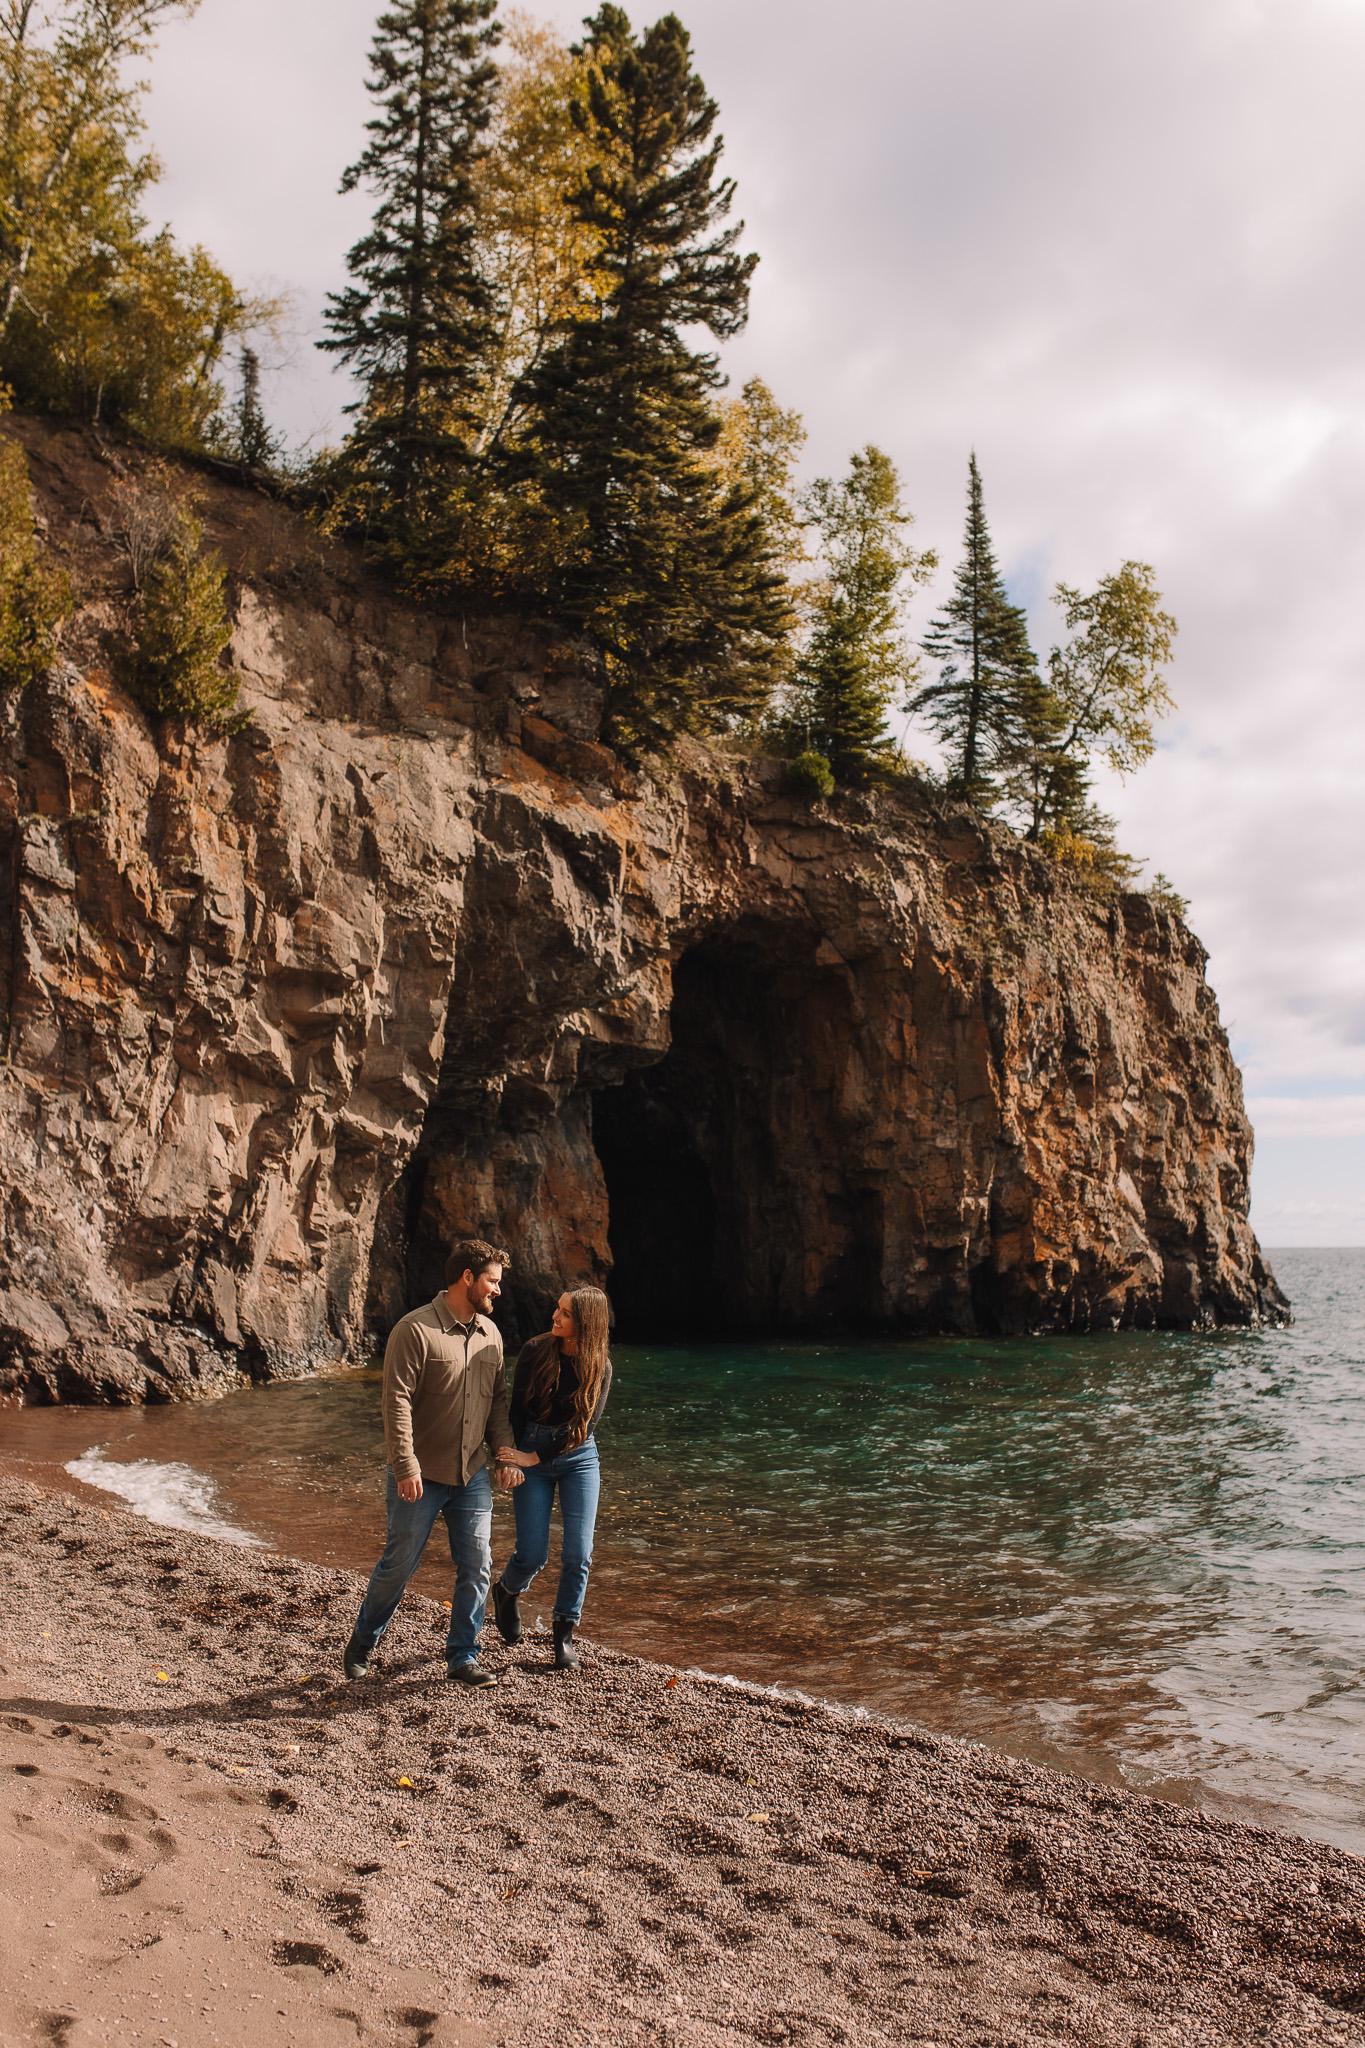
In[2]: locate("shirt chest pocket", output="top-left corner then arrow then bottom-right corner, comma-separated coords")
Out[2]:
465,1347 -> 499,1410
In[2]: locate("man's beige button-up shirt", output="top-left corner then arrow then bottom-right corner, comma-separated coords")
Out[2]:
381,1292 -> 512,1487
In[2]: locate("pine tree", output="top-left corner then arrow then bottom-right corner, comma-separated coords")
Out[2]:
907,454 -> 1041,805
789,446 -> 934,782
320,0 -> 500,540
235,348 -> 277,470
508,6 -> 788,750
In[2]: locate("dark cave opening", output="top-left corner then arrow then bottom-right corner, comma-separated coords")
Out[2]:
591,1067 -> 721,1341
591,937 -> 809,1342
592,934 -> 921,1341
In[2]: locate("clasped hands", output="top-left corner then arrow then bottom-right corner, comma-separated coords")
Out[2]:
495,1445 -> 540,1491
494,1446 -> 540,1491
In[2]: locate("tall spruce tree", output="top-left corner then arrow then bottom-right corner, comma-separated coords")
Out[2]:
791,445 -> 934,782
321,0 -> 499,541
908,454 -> 1041,804
508,5 -> 788,750
235,347 -> 277,469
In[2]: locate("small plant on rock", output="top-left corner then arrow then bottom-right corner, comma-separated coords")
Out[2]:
785,750 -> 835,799
1146,871 -> 1190,919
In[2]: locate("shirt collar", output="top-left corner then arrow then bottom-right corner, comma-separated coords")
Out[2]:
433,1291 -> 482,1337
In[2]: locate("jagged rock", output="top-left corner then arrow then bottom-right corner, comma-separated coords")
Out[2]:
0,418 -> 1287,1404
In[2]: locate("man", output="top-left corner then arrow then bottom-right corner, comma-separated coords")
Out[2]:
343,1237 -> 522,1689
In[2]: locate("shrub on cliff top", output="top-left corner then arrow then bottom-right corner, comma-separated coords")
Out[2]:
1040,811 -> 1142,895
785,751 -> 834,800
1147,871 -> 1190,919
0,424 -> 69,693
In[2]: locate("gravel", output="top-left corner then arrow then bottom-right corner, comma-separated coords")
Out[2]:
3,1474 -> 1363,2047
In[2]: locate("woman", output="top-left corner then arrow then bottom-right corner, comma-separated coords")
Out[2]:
490,1285 -> 612,1671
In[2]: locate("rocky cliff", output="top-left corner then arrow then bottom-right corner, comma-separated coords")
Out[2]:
0,419 -> 1287,1405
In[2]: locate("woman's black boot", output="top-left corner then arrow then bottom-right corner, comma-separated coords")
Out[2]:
553,1616 -> 581,1672
492,1578 -> 522,1645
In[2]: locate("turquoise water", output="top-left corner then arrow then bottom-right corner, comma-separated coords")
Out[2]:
5,1247 -> 1364,1850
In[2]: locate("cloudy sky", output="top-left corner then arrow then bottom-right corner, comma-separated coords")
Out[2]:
139,0 -> 1365,1245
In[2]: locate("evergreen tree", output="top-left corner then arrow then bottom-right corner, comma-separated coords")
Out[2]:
124,503 -> 240,730
235,347 -> 277,470
321,0 -> 500,540
508,6 -> 787,750
789,445 -> 934,782
908,454 -> 1041,804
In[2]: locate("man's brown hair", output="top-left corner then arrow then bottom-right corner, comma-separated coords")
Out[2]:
445,1237 -> 511,1287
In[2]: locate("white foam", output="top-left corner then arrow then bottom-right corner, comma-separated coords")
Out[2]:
64,1447 -> 263,1547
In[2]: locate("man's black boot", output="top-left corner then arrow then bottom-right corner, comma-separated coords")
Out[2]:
491,1578 -> 522,1646
553,1616 -> 581,1673
343,1633 -> 370,1681
447,1660 -> 496,1689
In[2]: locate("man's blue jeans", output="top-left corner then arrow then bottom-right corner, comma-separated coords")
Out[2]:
353,1464 -> 493,1670
499,1426 -> 600,1624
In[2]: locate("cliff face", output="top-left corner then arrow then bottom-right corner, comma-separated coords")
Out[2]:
0,421 -> 1286,1405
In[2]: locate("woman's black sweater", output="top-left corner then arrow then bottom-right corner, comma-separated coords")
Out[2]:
508,1334 -> 613,1456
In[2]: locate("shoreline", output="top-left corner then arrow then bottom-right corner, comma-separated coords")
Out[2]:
2,1475 -> 1364,2046
4,1425 -> 1360,1866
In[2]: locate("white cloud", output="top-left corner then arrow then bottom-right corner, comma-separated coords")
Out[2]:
1248,1097 -> 1365,1139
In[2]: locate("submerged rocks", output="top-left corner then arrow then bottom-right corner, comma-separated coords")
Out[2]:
0,417 -> 1286,1405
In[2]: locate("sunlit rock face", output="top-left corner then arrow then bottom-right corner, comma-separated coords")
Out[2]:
0,420 -> 1286,1404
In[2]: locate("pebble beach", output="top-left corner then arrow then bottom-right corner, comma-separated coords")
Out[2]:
2,1472 -> 1364,2048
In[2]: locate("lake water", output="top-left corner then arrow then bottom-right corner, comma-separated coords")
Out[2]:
4,1246 -> 1364,1853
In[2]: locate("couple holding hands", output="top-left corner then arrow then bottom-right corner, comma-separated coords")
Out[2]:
342,1236 -> 612,1689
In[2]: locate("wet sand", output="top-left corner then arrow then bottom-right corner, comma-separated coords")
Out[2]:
2,1473 -> 1363,2048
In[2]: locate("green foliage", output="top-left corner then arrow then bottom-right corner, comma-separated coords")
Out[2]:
711,376 -> 807,585
0,423 -> 68,690
122,500 -> 239,729
1001,560 -> 1177,842
320,0 -> 500,544
1049,563 -> 1177,774
504,6 -> 788,751
1038,805 -> 1142,894
466,11 -> 605,459
0,1 -> 268,449
1023,561 -> 1177,833
908,453 -> 1041,805
784,750 -> 834,799
787,445 -> 934,781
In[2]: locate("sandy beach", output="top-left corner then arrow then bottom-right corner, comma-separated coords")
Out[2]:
2,1472 -> 1363,2048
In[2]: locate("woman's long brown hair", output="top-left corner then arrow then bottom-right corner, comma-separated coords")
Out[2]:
526,1286 -> 611,1448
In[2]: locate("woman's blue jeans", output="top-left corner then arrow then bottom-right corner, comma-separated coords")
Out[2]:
353,1464 -> 493,1671
499,1425 -> 600,1624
